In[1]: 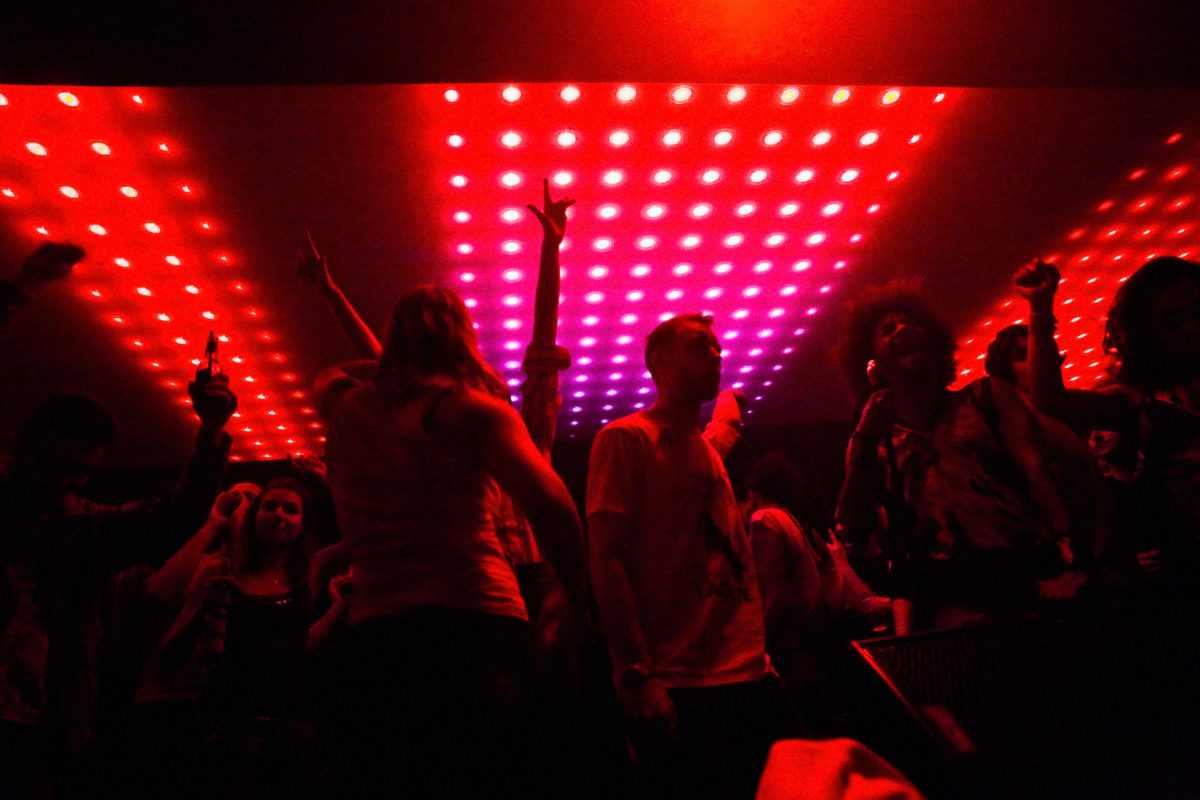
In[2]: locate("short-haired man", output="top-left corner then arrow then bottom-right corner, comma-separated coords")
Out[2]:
587,313 -> 791,799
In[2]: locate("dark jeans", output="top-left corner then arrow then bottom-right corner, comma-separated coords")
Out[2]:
334,607 -> 536,799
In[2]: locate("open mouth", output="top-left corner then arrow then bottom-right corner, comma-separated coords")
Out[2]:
891,329 -> 928,359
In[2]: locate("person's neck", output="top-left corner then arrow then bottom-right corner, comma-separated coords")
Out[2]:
890,377 -> 947,429
237,549 -> 290,582
646,391 -> 703,428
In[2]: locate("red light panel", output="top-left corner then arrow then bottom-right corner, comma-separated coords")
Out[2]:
0,86 -> 318,461
424,83 -> 958,436
956,131 -> 1200,390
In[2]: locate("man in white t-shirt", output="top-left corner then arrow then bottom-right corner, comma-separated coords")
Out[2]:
587,313 -> 793,799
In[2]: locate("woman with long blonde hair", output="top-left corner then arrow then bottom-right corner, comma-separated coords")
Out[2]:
316,283 -> 586,797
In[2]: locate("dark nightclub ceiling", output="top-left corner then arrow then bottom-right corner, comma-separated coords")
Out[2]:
1,3 -> 1199,466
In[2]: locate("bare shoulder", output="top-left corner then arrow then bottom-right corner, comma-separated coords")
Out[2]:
314,360 -> 377,418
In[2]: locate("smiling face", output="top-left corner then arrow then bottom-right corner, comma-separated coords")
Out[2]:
254,488 -> 304,548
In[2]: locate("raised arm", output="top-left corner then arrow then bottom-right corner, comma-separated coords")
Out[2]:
90,368 -> 236,573
520,179 -> 575,457
298,230 -> 382,360
834,390 -> 893,548
145,487 -> 252,604
704,388 -> 745,459
526,178 -> 573,349
1015,259 -> 1138,432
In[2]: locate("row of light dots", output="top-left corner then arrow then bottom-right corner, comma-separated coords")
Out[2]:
5,88 -> 321,460
448,128 -> 914,149
455,199 -> 873,226
0,91 -> 148,108
443,85 -> 942,106
455,230 -> 859,257
465,260 -> 844,284
958,136 -> 1197,386
449,167 -> 898,189
480,316 -> 811,356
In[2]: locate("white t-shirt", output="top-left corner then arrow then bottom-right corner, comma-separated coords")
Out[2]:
587,411 -> 769,688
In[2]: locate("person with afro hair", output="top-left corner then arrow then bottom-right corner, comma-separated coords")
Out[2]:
833,281 -> 1089,632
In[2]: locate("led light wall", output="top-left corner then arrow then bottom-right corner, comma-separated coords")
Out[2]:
426,83 -> 958,436
0,87 -> 319,461
956,130 -> 1200,389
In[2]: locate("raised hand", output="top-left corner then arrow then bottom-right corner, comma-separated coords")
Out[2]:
1014,258 -> 1061,313
526,178 -> 575,245
211,487 -> 247,521
289,452 -> 328,482
189,372 -> 238,432
329,572 -> 355,608
854,388 -> 897,439
296,229 -> 334,295
711,388 -> 747,429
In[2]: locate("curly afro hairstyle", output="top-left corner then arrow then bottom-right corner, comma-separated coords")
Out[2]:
1104,256 -> 1200,390
833,280 -> 958,404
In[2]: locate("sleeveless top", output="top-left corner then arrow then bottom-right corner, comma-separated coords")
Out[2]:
323,381 -> 527,625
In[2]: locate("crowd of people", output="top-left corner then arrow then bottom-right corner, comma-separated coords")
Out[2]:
0,181 -> 1197,798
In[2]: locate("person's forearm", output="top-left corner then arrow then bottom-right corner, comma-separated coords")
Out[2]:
1026,299 -> 1070,413
322,283 -> 382,359
519,358 -> 567,459
590,560 -> 652,677
146,519 -> 224,602
835,436 -> 887,545
307,601 -> 348,653
531,239 -> 561,347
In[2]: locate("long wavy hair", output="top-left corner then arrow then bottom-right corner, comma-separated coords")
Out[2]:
1104,256 -> 1200,391
375,285 -> 509,401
